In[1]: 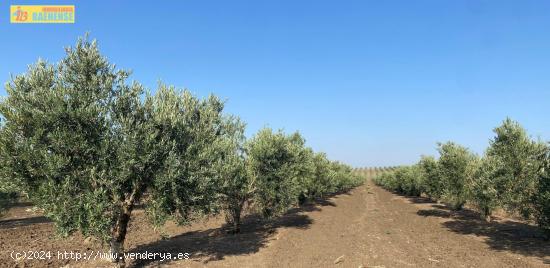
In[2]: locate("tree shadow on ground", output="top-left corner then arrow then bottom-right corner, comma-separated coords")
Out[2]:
0,216 -> 51,229
401,195 -> 435,204
129,196 -> 339,267
413,199 -> 550,263
417,208 -> 452,218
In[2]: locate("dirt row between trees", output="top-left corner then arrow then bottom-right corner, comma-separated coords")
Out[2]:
1,179 -> 549,267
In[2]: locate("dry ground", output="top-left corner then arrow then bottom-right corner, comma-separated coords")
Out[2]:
1,178 -> 549,268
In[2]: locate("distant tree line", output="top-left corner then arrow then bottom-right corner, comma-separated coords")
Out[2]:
373,118 -> 550,238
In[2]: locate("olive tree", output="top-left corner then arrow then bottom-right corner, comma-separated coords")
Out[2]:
0,159 -> 19,217
468,155 -> 500,221
298,152 -> 362,203
215,126 -> 314,233
246,129 -> 306,218
404,165 -> 425,196
0,37 -> 226,266
534,157 -> 550,239
372,165 -> 423,196
437,142 -> 478,210
486,118 -> 548,218
326,160 -> 363,193
418,155 -> 442,199
373,169 -> 398,189
295,148 -> 320,204
297,151 -> 326,203
213,116 -> 250,233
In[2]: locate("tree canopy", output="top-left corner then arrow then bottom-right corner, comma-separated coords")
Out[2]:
0,37 -> 227,265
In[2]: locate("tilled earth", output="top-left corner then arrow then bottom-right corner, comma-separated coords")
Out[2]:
1,179 -> 549,267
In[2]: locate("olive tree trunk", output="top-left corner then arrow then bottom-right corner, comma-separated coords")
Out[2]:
227,198 -> 246,234
110,204 -> 133,267
109,186 -> 142,268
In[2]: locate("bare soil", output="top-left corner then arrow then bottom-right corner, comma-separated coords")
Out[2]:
1,179 -> 549,268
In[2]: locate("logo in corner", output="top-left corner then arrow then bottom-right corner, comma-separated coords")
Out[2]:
10,5 -> 75,23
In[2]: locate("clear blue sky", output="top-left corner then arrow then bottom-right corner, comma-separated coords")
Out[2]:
1,1 -> 550,167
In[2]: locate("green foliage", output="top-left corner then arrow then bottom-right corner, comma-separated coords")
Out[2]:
533,162 -> 550,238
293,147 -> 317,205
418,156 -> 442,199
468,156 -> 499,220
246,129 -> 307,218
297,152 -> 327,203
214,124 -> 362,233
374,143 -> 477,209
373,165 -> 423,196
486,118 -> 548,218
145,86 -> 227,227
0,37 -> 226,262
0,154 -> 19,217
1,38 -> 126,241
213,116 -> 249,233
394,166 -> 423,196
371,119 -> 550,236
372,170 -> 396,189
327,160 -> 363,192
245,128 -> 362,219
437,142 -> 478,210
0,35 -> 368,258
299,153 -> 362,202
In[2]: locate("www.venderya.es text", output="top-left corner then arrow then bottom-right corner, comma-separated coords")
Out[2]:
10,250 -> 190,262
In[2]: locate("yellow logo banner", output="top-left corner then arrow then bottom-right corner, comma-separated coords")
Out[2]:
10,5 -> 75,23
